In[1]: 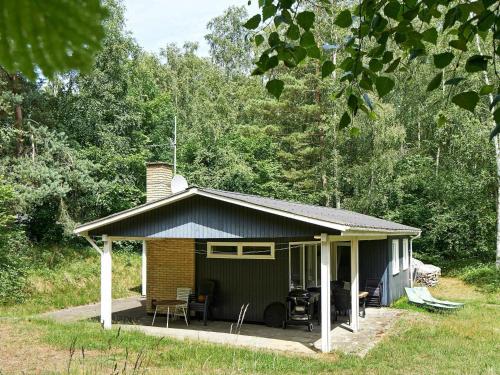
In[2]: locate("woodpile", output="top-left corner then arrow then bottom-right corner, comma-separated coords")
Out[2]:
412,258 -> 441,287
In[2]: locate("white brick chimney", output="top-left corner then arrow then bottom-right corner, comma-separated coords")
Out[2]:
146,162 -> 173,202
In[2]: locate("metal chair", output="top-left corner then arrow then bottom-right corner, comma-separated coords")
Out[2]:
173,287 -> 191,325
365,278 -> 383,307
188,280 -> 215,326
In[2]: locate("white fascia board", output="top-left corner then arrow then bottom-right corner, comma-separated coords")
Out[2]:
343,228 -> 421,236
73,189 -> 198,234
195,190 -> 349,232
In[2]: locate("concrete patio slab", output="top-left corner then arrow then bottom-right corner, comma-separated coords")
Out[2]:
38,296 -> 402,357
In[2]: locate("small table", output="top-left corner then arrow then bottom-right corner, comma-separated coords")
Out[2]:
151,299 -> 188,328
358,291 -> 369,318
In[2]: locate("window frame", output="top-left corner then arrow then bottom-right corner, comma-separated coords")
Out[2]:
402,238 -> 409,270
207,242 -> 275,260
392,239 -> 400,275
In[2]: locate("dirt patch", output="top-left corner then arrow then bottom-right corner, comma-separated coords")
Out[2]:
0,321 -> 70,374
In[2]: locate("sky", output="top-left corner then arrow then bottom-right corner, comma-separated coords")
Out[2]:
123,0 -> 259,56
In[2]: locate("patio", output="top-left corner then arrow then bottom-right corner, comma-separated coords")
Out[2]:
41,295 -> 402,356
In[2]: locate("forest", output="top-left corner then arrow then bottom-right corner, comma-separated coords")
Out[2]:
0,0 -> 498,302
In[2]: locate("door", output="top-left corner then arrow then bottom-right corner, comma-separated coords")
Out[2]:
289,242 -> 321,290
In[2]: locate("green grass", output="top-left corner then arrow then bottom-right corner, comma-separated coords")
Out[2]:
0,245 -> 141,317
5,277 -> 496,374
1,248 -> 498,374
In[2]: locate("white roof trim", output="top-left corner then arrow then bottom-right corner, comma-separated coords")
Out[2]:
74,188 -> 420,236
74,189 -> 198,234
195,190 -> 349,232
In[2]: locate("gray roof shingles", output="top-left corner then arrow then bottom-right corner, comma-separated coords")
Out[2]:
200,188 -> 419,232
76,186 -> 420,233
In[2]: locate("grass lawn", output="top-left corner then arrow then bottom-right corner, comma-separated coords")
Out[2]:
1,274 -> 498,374
0,245 -> 141,317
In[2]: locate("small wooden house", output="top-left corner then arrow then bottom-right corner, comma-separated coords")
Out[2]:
74,162 -> 420,352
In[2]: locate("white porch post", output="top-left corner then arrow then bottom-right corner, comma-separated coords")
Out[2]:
141,240 -> 147,296
409,238 -> 414,287
101,235 -> 112,329
320,233 -> 331,353
350,238 -> 359,332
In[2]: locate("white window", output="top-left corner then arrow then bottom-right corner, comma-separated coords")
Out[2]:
207,242 -> 275,259
402,238 -> 409,270
392,239 -> 400,275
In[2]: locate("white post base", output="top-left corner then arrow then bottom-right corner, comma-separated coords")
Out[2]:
350,238 -> 359,332
101,237 -> 112,329
320,233 -> 331,353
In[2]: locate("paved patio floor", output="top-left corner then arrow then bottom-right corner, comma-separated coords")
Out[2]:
40,296 -> 402,356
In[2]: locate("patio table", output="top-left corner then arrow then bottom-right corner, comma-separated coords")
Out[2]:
151,299 -> 188,328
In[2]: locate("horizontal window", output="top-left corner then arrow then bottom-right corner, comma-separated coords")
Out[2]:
207,242 -> 275,259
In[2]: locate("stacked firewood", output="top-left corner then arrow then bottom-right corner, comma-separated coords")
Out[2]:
412,259 -> 441,287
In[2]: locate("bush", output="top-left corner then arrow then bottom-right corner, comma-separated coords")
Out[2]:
0,178 -> 30,304
446,262 -> 500,294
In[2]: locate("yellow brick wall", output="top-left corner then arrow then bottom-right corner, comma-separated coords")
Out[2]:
146,239 -> 195,313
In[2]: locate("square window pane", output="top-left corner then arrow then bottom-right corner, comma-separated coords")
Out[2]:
242,245 -> 271,256
211,245 -> 238,255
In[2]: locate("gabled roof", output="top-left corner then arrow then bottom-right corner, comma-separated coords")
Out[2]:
74,186 -> 420,235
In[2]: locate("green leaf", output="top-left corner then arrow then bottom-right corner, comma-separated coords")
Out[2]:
433,52 -> 454,69
0,0 -> 108,78
445,77 -> 466,85
384,1 -> 401,19
306,46 -> 321,59
262,4 -> 277,21
437,114 -> 447,127
286,24 -> 300,40
321,61 -> 335,78
334,10 -> 352,28
266,79 -> 284,99
296,11 -> 315,31
451,91 -> 479,113
427,72 -> 443,91
300,31 -> 315,47
385,57 -> 401,73
348,94 -> 358,112
449,39 -> 468,52
292,46 -> 307,64
375,76 -> 395,97
421,28 -> 438,44
465,55 -> 489,73
254,34 -> 264,46
339,111 -> 351,129
243,14 -> 261,29
479,84 -> 495,95
369,59 -> 383,72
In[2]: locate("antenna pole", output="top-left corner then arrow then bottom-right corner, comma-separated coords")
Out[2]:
173,115 -> 177,174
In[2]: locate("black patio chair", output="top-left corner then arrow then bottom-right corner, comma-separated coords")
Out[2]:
365,278 -> 383,307
187,280 -> 215,326
332,287 -> 366,323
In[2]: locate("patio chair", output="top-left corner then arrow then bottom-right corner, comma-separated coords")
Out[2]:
365,278 -> 383,307
172,287 -> 191,325
405,287 -> 461,311
188,280 -> 215,326
332,287 -> 366,323
413,287 -> 464,308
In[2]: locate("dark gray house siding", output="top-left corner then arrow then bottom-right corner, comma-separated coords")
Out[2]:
89,195 -> 340,239
195,238 -> 397,323
195,238 -> 297,323
387,236 -> 411,302
359,240 -> 390,306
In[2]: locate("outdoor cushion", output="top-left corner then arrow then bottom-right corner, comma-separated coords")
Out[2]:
405,287 -> 460,311
413,287 -> 464,307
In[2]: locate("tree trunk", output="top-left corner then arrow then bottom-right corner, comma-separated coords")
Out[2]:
11,74 -> 23,156
475,36 -> 500,269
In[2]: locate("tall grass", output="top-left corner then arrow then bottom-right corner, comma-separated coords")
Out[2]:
0,244 -> 141,316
